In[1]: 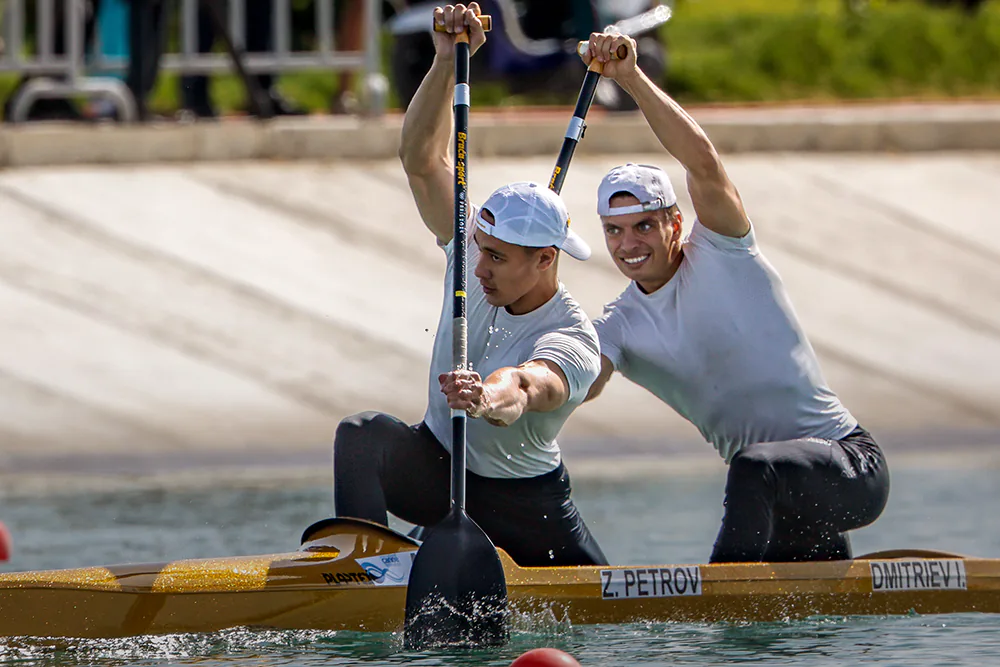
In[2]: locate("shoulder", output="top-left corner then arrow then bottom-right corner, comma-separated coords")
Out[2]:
552,285 -> 598,335
686,218 -> 759,256
533,289 -> 599,356
594,284 -> 638,331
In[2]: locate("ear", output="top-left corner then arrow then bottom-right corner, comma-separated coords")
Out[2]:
670,209 -> 683,233
536,247 -> 558,271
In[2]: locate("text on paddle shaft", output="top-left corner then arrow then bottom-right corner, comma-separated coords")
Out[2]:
549,166 -> 561,189
457,132 -> 467,187
601,567 -> 702,599
870,560 -> 967,592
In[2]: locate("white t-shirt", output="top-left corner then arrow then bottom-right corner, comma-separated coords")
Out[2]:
424,231 -> 602,479
594,220 -> 858,463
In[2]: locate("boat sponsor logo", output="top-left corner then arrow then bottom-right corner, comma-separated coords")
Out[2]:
600,567 -> 702,600
354,551 -> 417,587
322,571 -> 377,585
869,559 -> 967,592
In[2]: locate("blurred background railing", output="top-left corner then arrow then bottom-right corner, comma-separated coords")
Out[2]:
0,0 -> 995,122
0,0 -> 390,122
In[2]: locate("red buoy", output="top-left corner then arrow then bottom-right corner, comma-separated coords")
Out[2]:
0,522 -> 10,562
510,648 -> 581,667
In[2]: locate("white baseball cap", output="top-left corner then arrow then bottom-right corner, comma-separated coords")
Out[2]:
597,163 -> 677,217
476,182 -> 591,261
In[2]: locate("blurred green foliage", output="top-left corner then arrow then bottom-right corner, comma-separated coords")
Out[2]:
665,0 -> 1000,102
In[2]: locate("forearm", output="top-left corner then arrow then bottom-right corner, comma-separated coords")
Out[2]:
618,68 -> 721,178
478,368 -> 530,427
399,57 -> 455,174
479,362 -> 567,426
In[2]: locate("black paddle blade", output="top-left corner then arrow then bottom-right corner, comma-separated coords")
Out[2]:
403,508 -> 509,648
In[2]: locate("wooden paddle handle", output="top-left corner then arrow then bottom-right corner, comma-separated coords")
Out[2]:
433,14 -> 492,33
577,41 -> 629,60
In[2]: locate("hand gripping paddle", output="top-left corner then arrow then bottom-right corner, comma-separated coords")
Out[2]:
403,14 -> 508,650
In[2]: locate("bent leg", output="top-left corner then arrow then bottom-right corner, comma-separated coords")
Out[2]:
333,413 -> 449,527
711,429 -> 889,563
709,444 -> 780,563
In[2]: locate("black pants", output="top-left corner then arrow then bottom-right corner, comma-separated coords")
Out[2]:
179,0 -> 279,116
127,0 -> 169,120
710,426 -> 890,563
333,411 -> 608,567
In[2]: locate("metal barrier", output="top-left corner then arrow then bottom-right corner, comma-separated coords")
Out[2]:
0,0 -> 137,122
0,0 -> 388,123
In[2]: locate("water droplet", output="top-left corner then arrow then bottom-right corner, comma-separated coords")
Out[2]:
548,550 -> 555,560
506,454 -> 513,460
543,514 -> 548,519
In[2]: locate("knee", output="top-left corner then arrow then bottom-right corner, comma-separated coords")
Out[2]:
729,444 -> 774,477
726,444 -> 780,494
333,411 -> 390,454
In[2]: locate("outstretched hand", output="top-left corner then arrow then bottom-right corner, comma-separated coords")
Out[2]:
432,3 -> 488,59
580,32 -> 638,83
439,370 -> 490,419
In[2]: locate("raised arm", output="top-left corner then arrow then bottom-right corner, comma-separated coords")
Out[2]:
440,360 -> 571,427
583,33 -> 750,239
399,4 -> 487,244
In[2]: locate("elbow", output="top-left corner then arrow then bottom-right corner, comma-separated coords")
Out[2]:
398,144 -> 421,174
399,146 -> 440,179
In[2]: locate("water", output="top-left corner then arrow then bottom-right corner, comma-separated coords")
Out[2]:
2,462 -> 999,666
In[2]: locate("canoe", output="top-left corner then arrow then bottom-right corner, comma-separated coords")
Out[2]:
1,517 -> 997,639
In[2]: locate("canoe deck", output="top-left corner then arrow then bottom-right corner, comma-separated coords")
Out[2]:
0,519 -> 996,638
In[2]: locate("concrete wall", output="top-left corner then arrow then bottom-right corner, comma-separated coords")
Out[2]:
1,152 -> 999,473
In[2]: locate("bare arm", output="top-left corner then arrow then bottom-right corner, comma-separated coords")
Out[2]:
440,360 -> 571,427
584,355 -> 614,403
399,4 -> 486,244
585,33 -> 750,239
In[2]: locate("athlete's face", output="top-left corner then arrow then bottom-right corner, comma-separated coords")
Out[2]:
601,194 -> 683,293
473,218 -> 557,315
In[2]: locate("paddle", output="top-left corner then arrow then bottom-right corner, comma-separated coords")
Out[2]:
548,42 -> 628,195
403,14 -> 508,650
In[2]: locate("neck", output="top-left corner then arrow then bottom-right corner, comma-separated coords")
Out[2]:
637,248 -> 684,295
506,274 -> 559,315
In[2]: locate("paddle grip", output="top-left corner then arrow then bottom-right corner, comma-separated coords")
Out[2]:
434,14 -> 492,33
577,41 -> 629,60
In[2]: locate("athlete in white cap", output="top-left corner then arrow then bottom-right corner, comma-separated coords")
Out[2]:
580,32 -> 890,563
333,4 -> 606,567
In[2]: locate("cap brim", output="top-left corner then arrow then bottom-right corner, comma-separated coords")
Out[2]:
561,229 -> 591,261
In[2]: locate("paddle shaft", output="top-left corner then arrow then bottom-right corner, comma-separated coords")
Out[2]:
451,34 -> 471,512
549,43 -> 629,194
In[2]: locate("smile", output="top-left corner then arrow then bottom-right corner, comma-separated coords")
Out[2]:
622,255 -> 650,266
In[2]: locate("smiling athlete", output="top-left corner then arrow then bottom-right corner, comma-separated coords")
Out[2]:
332,4 -> 606,567
581,31 -> 890,563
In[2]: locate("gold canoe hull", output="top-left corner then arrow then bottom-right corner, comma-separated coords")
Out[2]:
1,519 -> 996,639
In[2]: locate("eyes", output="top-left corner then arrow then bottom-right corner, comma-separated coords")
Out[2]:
473,236 -> 505,263
604,220 -> 655,236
